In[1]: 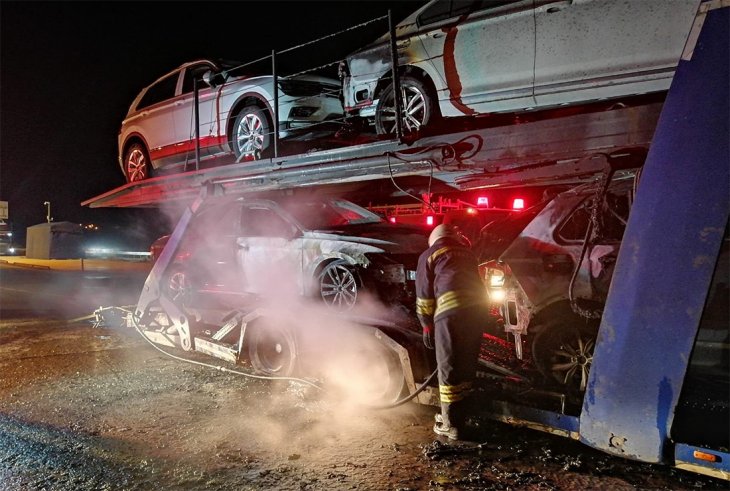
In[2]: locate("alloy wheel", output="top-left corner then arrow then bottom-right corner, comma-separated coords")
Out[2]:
320,263 -> 358,310
236,113 -> 265,155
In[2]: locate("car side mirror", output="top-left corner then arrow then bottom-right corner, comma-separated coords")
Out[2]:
202,69 -> 227,88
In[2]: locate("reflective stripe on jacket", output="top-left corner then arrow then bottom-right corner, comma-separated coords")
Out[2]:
415,237 -> 486,328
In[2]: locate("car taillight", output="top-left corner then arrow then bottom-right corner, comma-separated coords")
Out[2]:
426,215 -> 434,226
389,216 -> 397,224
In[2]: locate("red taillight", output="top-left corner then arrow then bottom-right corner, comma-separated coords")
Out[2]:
477,196 -> 489,207
389,216 -> 397,224
426,215 -> 434,226
512,198 -> 525,210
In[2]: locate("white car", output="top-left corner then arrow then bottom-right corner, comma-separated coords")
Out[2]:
340,0 -> 700,134
118,60 -> 343,182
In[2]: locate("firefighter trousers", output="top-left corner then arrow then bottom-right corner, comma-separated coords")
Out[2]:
435,305 -> 486,429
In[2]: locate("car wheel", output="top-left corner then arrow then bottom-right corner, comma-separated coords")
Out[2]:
375,75 -> 435,135
163,265 -> 192,306
357,342 -> 406,405
318,260 -> 359,311
329,338 -> 406,406
124,142 -> 151,182
247,322 -> 297,377
531,315 -> 599,393
233,106 -> 270,159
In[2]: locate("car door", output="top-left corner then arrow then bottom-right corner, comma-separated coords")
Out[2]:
533,0 -> 700,107
132,72 -> 180,169
237,205 -> 303,297
172,62 -> 223,165
416,0 -> 537,114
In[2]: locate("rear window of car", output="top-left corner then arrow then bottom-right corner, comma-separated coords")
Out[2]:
137,73 -> 179,110
476,202 -> 549,261
282,200 -> 383,230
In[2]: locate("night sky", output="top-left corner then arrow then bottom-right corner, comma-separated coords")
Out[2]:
0,1 -> 423,241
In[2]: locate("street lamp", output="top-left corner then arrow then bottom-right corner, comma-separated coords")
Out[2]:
43,201 -> 52,223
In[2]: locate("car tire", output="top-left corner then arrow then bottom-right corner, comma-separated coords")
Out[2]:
318,260 -> 359,311
124,142 -> 151,182
163,264 -> 192,306
531,314 -> 599,393
334,340 -> 406,406
233,106 -> 270,160
375,75 -> 435,135
247,322 -> 298,377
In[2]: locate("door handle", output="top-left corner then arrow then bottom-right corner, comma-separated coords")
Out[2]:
541,1 -> 571,13
429,32 -> 444,39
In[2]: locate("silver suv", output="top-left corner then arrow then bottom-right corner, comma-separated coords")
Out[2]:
118,60 -> 342,182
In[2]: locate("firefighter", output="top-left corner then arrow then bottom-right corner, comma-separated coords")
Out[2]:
416,223 -> 488,440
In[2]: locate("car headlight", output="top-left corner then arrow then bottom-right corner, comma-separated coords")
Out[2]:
489,289 -> 506,303
488,268 -> 505,288
289,106 -> 318,118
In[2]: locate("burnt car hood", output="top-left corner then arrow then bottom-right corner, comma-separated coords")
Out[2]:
304,223 -> 427,254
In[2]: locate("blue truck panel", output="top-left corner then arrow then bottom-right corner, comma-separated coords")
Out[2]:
580,3 -> 729,464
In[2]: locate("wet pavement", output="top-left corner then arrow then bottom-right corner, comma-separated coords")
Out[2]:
1,263 -> 728,490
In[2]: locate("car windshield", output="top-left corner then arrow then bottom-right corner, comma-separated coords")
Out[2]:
476,201 -> 551,261
282,199 -> 383,230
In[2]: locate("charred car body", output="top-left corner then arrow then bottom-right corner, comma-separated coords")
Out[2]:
119,59 -> 342,182
340,0 -> 698,134
162,195 -> 427,313
477,174 -> 636,394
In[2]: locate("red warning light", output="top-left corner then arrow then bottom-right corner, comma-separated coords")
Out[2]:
426,215 -> 434,226
512,198 -> 525,210
476,196 -> 489,207
389,216 -> 397,224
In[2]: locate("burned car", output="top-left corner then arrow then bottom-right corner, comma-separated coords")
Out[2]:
160,195 -> 427,313
119,59 -> 343,182
340,0 -> 698,134
477,174 -> 636,393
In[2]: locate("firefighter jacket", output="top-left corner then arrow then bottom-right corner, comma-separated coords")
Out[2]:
415,237 -> 486,329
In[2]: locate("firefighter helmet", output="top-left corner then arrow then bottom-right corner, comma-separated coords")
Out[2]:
428,224 -> 469,247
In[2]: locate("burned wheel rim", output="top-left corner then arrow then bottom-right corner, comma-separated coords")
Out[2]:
532,320 -> 598,393
248,324 -> 297,376
125,145 -> 148,182
319,262 -> 358,311
167,269 -> 191,305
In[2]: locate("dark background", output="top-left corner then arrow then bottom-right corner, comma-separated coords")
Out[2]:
0,1 -> 424,246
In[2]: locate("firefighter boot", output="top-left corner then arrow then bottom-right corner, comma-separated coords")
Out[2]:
433,403 -> 460,440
